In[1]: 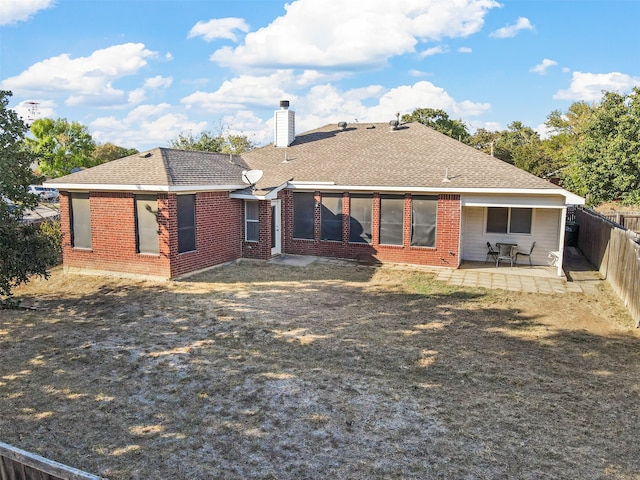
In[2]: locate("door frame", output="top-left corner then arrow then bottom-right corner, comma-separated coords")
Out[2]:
271,199 -> 282,256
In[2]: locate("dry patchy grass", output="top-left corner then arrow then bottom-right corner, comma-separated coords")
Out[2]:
1,262 -> 639,479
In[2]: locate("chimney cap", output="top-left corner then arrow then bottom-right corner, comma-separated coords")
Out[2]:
279,100 -> 290,109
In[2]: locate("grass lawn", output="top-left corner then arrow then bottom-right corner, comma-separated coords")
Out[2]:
1,262 -> 638,479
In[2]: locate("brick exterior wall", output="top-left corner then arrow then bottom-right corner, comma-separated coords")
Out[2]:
169,192 -> 244,278
59,188 -> 460,279
60,191 -> 172,277
242,200 -> 273,260
281,190 -> 461,267
60,191 -> 244,279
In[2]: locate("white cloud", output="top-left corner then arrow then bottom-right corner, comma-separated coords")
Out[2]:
490,17 -> 534,39
419,45 -> 449,58
458,47 -> 473,53
210,0 -> 500,69
408,69 -> 431,77
188,17 -> 250,42
90,104 -> 207,149
144,75 -> 173,89
181,72 -> 491,146
0,43 -> 158,107
553,71 -> 640,101
181,71 -> 299,112
530,58 -> 558,75
0,0 -> 55,26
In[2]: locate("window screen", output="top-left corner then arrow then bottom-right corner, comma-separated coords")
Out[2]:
70,192 -> 91,249
177,195 -> 196,253
293,192 -> 315,239
245,201 -> 259,242
510,208 -> 532,234
349,195 -> 372,243
379,195 -> 404,245
486,207 -> 508,233
136,195 -> 159,254
487,207 -> 532,234
321,193 -> 343,241
411,195 -> 437,247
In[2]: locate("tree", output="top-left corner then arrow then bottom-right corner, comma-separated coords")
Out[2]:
93,142 -> 138,163
26,118 -> 96,177
401,108 -> 470,143
565,88 -> 640,205
170,130 -> 256,154
0,91 -> 62,305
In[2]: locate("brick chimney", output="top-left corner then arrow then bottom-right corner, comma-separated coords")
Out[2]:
274,100 -> 295,147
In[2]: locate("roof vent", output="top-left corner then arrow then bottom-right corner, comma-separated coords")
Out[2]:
338,121 -> 347,130
389,120 -> 400,130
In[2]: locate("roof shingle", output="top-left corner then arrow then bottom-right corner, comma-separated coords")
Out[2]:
49,148 -> 248,188
241,122 -> 563,193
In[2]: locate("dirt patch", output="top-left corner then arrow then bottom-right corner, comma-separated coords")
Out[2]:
1,263 -> 638,479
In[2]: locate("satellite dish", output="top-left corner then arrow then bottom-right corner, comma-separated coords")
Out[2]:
242,169 -> 263,186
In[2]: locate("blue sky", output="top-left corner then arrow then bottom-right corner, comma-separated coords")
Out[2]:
2,0 -> 639,151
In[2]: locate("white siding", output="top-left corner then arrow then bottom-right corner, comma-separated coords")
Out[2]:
462,207 -> 561,265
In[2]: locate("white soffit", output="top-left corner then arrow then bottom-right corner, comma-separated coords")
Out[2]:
461,194 -> 568,208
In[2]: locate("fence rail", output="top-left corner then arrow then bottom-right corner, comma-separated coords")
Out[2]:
0,441 -> 103,480
597,211 -> 640,233
576,208 -> 640,327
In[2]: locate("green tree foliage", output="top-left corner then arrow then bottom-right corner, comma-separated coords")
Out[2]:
27,117 -> 96,177
565,88 -> 640,205
93,142 -> 138,163
0,91 -> 62,304
402,108 -> 470,143
170,130 -> 256,154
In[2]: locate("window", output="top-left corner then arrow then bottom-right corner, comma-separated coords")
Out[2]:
349,195 -> 372,244
70,192 -> 91,249
177,195 -> 196,253
486,207 -> 532,234
321,193 -> 343,241
136,195 -> 159,254
245,201 -> 259,242
411,195 -> 437,247
293,192 -> 314,240
379,195 -> 404,245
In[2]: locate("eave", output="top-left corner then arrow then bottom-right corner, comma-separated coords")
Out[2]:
43,182 -> 248,193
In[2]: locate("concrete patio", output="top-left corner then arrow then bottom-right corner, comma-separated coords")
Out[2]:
268,247 -> 602,295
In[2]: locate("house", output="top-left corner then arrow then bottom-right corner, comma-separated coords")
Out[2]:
46,101 -> 584,279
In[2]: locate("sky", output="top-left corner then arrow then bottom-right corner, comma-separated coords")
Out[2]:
1,0 -> 639,152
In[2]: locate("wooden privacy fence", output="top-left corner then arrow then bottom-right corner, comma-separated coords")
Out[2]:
576,208 -> 640,327
0,441 -> 103,480
597,211 -> 640,233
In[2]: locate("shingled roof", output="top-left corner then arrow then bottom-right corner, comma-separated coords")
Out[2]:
48,148 -> 248,191
240,121 -> 567,194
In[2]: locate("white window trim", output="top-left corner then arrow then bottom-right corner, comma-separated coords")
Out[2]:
485,207 -> 535,236
245,201 -> 259,242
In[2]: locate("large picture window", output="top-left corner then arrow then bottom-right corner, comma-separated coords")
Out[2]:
293,192 -> 315,240
136,195 -> 159,254
177,194 -> 196,253
379,195 -> 404,245
486,207 -> 532,234
70,192 -> 91,249
321,193 -> 343,241
245,201 -> 259,242
349,195 -> 372,243
411,195 -> 437,247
